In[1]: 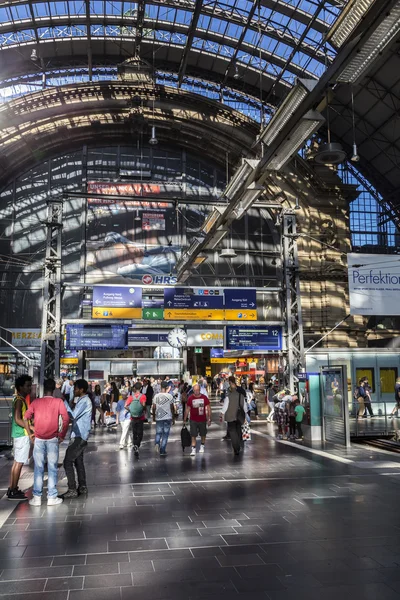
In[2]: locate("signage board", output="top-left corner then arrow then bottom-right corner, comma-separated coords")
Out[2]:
128,331 -> 169,346
211,348 -> 224,358
142,308 -> 164,320
348,253 -> 400,315
164,309 -> 225,321
92,286 -> 142,319
194,347 -> 203,354
225,326 -> 283,351
186,330 -> 223,347
10,329 -> 41,347
66,325 -> 129,350
142,299 -> 164,309
163,287 -> 257,320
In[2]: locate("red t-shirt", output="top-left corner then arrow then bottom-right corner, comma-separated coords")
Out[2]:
125,393 -> 146,421
24,396 -> 70,440
187,394 -> 210,422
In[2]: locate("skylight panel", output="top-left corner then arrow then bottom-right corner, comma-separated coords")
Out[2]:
10,4 -> 31,20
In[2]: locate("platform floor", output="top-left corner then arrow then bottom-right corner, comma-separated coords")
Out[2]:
2,411 -> 400,600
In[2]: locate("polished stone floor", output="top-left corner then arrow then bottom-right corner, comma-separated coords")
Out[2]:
2,410 -> 400,599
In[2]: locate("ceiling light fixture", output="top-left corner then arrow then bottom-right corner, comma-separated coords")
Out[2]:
350,89 -> 360,162
149,125 -> 158,146
134,211 -> 141,222
220,248 -> 237,259
327,0 -> 375,48
233,65 -> 240,80
257,79 -> 318,147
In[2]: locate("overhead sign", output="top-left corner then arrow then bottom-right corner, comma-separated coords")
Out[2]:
225,326 -> 283,351
163,288 -> 257,320
66,325 -> 129,350
92,286 -> 142,319
142,308 -> 164,320
211,348 -> 224,358
348,253 -> 400,315
128,331 -> 169,346
186,330 -> 224,347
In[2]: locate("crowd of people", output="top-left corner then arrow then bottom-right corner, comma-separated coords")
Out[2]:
6,372 -> 306,504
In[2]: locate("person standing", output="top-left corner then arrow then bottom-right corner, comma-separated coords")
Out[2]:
125,382 -> 146,458
184,383 -> 211,456
7,375 -> 33,501
116,390 -> 133,449
93,383 -> 105,426
294,399 -> 306,439
152,381 -> 175,456
61,379 -> 92,499
23,378 -> 69,506
220,376 -> 247,456
53,379 -> 64,399
390,377 -> 400,418
142,379 -> 154,423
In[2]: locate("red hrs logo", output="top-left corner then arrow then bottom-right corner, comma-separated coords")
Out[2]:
142,275 -> 153,285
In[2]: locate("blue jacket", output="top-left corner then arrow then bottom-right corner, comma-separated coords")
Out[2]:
65,394 -> 92,441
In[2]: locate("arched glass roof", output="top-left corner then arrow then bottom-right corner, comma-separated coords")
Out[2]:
0,0 -> 343,114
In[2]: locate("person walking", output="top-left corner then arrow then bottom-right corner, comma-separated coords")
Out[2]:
220,376 -> 247,456
7,374 -> 33,501
23,378 -> 69,506
116,390 -> 133,449
152,381 -> 175,456
184,383 -> 211,456
142,378 -> 154,423
125,382 -> 146,458
93,383 -> 105,426
61,379 -> 92,499
362,377 -> 374,417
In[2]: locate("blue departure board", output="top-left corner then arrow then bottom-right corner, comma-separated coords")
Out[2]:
225,326 -> 282,351
66,325 -> 129,350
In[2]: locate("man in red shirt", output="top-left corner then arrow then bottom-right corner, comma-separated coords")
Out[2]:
184,383 -> 211,456
125,382 -> 147,458
23,378 -> 70,506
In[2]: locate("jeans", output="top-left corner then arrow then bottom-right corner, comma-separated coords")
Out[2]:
119,419 -> 132,447
132,420 -> 144,448
227,420 -> 242,454
63,436 -> 87,491
155,419 -> 172,453
33,437 -> 59,499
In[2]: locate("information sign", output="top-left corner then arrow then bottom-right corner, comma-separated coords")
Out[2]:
211,348 -> 224,358
224,310 -> 257,321
142,308 -> 164,320
225,326 -> 282,351
128,332 -> 168,346
66,325 -> 129,350
194,347 -> 203,354
224,289 -> 256,310
92,286 -> 142,319
163,287 -> 256,320
164,309 -> 225,321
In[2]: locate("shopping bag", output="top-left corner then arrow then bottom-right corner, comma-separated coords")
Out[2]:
181,425 -> 191,451
241,421 -> 251,441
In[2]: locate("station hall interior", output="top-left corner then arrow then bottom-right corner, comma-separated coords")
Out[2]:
2,0 -> 400,599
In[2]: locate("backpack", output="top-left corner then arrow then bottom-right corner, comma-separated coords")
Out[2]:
353,387 -> 360,400
129,394 -> 144,418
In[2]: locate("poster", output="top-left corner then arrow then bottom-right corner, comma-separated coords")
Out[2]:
142,212 -> 165,231
85,187 -> 180,284
348,253 -> 400,315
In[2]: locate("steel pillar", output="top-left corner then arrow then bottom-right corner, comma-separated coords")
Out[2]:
40,199 -> 63,388
282,212 -> 304,391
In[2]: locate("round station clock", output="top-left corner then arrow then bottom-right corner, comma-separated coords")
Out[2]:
167,328 -> 187,348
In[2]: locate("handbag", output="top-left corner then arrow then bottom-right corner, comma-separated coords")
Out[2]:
242,421 -> 251,441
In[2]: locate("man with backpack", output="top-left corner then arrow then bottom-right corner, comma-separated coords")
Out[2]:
125,382 -> 147,458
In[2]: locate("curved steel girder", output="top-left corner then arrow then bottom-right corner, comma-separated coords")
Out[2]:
0,42 -> 293,108
0,0 -> 331,34
0,81 -> 259,188
0,26 -> 318,85
0,12 -> 327,66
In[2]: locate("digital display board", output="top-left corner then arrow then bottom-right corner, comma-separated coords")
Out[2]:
211,348 -> 224,358
225,326 -> 282,352
66,325 -> 129,350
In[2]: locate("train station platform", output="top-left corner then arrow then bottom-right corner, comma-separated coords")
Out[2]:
1,418 -> 400,600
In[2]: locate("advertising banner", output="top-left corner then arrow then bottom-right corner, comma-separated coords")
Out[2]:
11,329 -> 41,347
85,191 -> 180,285
348,253 -> 400,315
186,330 -> 224,347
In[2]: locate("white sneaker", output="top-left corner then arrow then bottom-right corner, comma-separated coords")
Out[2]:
47,497 -> 63,506
29,496 -> 42,506
155,444 -> 160,453
190,447 -> 196,456
199,445 -> 205,454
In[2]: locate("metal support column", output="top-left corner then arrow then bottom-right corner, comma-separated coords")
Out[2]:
40,199 -> 63,388
282,212 -> 304,391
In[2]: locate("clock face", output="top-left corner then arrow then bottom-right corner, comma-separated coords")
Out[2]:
167,328 -> 187,348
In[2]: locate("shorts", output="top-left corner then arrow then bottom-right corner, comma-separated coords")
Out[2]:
190,421 -> 207,438
13,436 -> 30,464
